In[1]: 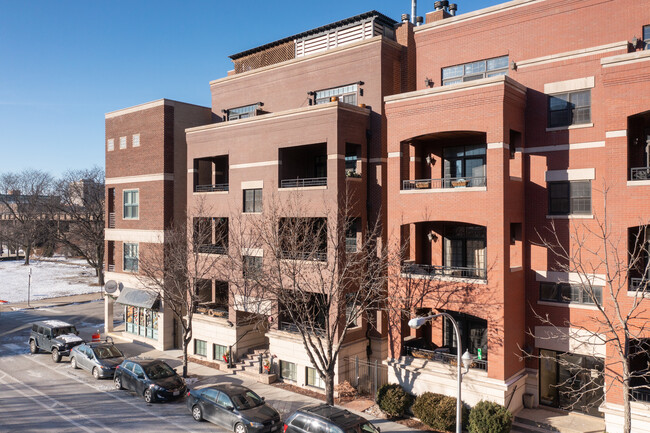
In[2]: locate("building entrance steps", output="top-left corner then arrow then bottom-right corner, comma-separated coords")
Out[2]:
512,408 -> 605,433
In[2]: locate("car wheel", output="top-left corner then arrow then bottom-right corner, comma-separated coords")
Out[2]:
144,389 -> 154,403
71,357 -> 78,369
235,423 -> 247,433
192,405 -> 203,422
29,340 -> 39,354
51,348 -> 61,363
114,376 -> 123,390
92,367 -> 100,379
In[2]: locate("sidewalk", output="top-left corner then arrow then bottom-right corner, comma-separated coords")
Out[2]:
109,335 -> 415,433
0,292 -> 104,312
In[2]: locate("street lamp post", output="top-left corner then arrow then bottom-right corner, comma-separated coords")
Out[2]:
408,313 -> 472,433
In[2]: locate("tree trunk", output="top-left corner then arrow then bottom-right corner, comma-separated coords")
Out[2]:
24,244 -> 31,265
97,266 -> 105,286
182,337 -> 189,378
325,369 -> 336,406
623,368 -> 632,433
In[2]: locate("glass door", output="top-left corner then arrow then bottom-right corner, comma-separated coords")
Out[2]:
539,349 -> 558,407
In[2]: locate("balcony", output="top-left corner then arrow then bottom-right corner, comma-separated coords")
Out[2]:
108,212 -> 115,228
279,321 -> 325,337
402,175 -> 486,191
279,250 -> 327,262
627,111 -> 650,182
280,177 -> 327,188
403,345 -> 487,371
195,183 -> 229,193
402,262 -> 486,280
193,155 -> 229,193
198,244 -> 227,255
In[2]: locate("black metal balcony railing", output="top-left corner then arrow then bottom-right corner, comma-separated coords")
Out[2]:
631,389 -> 650,403
402,262 -> 487,280
402,176 -> 487,191
631,167 -> 650,181
107,264 -> 115,272
280,250 -> 327,261
404,346 -> 487,371
195,183 -> 229,193
108,212 -> 115,228
345,238 -> 357,253
279,321 -> 325,336
197,244 -> 227,255
630,277 -> 648,292
280,177 -> 327,188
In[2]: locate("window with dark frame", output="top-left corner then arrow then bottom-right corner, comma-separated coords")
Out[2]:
314,84 -> 358,105
539,282 -> 602,305
123,190 -> 139,219
548,181 -> 591,215
123,243 -> 138,272
213,344 -> 228,360
547,90 -> 591,128
242,255 -> 262,278
280,360 -> 297,381
644,25 -> 650,49
226,103 -> 261,121
442,56 -> 508,86
194,339 -> 207,356
306,367 -> 325,388
243,188 -> 262,213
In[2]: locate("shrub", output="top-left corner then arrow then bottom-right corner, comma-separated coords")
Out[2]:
468,400 -> 513,433
412,392 -> 469,432
376,384 -> 413,417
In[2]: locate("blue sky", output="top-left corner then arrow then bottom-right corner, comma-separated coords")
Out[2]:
0,0 -> 498,176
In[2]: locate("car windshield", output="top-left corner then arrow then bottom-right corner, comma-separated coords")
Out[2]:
230,391 -> 264,410
93,346 -> 123,359
52,327 -> 77,337
143,362 -> 176,379
360,423 -> 379,433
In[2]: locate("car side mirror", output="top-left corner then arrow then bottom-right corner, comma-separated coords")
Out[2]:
261,396 -> 265,401
137,373 -> 144,379
227,405 -> 235,411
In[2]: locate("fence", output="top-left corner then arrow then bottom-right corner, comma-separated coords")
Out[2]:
341,356 -> 389,400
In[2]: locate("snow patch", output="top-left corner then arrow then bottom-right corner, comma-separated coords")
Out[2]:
58,334 -> 83,344
42,320 -> 73,328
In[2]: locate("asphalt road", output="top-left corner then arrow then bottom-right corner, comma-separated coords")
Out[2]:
0,301 -> 219,433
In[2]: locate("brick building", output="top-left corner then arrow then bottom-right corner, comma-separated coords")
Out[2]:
104,0 -> 650,429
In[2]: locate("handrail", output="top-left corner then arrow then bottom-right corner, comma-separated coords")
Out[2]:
631,167 -> 650,181
404,346 -> 487,371
279,321 -> 325,336
280,177 -> 327,188
195,183 -> 229,193
402,176 -> 486,190
279,250 -> 327,261
197,244 -> 227,255
402,262 -> 486,280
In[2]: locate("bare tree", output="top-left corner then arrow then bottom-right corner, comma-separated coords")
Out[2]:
233,192 -> 384,405
136,200 -> 222,377
0,169 -> 54,265
47,167 -> 106,285
528,185 -> 650,433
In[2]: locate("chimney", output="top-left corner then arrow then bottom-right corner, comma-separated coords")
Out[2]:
401,13 -> 410,23
449,3 -> 457,16
411,0 -> 417,25
426,0 -> 454,23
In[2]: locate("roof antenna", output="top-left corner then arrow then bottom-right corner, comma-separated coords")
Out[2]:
411,0 -> 417,24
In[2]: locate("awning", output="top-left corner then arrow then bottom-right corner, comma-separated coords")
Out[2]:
115,287 -> 160,310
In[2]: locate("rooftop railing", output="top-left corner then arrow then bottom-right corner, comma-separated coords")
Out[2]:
402,176 -> 486,190
402,262 -> 486,280
280,177 -> 327,188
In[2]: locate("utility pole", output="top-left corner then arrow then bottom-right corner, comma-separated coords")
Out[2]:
27,267 -> 32,307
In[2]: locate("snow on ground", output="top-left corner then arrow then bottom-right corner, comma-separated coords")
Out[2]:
0,259 -> 98,303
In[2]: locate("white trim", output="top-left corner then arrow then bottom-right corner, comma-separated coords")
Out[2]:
544,76 -> 594,94
105,99 -> 166,119
534,270 -> 606,285
241,180 -> 263,190
510,176 -> 523,182
517,42 -> 627,69
187,169 -> 197,173
606,130 -> 627,138
601,49 -> 650,68
231,161 -> 279,170
536,301 -> 599,311
242,248 -> 263,257
106,174 -> 174,185
546,214 -> 594,220
400,187 -> 487,194
521,141 -> 605,154
409,156 -> 421,162
628,180 -> 650,187
328,154 -> 344,160
487,142 -> 508,150
279,186 -> 327,191
545,122 -> 593,132
545,168 -> 595,182
534,326 -> 605,357
105,229 -> 165,243
388,152 -> 402,158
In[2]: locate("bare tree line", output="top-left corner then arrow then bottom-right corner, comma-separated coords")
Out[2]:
0,167 -> 105,285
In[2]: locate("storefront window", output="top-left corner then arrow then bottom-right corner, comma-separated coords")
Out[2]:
124,306 -> 159,340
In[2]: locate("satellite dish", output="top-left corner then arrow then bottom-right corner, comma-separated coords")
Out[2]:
104,280 -> 123,297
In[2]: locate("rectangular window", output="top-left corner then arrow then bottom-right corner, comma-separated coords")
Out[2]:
306,367 -> 325,388
243,255 -> 262,279
548,181 -> 591,215
540,282 -> 602,305
442,56 -> 508,86
227,103 -> 261,120
194,339 -> 207,357
280,360 -> 297,381
243,189 -> 262,213
107,139 -> 114,151
315,84 -> 358,105
644,25 -> 650,49
123,243 -> 139,272
119,136 -> 127,149
132,134 -> 140,147
123,190 -> 139,219
213,344 -> 228,360
548,90 -> 591,128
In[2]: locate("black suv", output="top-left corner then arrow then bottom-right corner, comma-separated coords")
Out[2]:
29,320 -> 84,363
114,358 -> 186,403
284,405 -> 380,433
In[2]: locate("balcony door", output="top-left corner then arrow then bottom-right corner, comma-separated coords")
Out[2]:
443,145 -> 486,186
443,224 -> 486,275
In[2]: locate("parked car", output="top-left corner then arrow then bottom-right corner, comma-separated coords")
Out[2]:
28,320 -> 84,363
113,358 -> 186,403
70,339 -> 124,379
284,404 -> 380,433
186,384 -> 281,433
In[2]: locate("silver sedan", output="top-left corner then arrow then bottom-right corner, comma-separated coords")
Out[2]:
70,341 -> 125,379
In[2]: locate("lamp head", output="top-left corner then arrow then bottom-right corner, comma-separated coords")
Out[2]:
408,317 -> 428,329
461,350 -> 473,369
